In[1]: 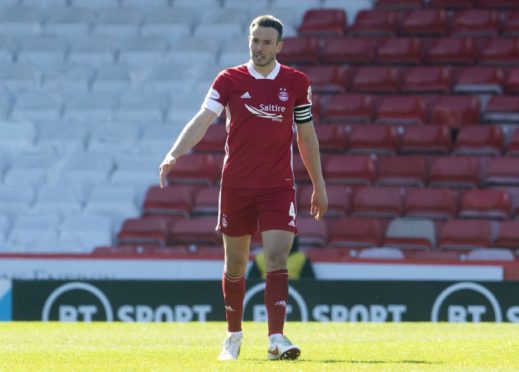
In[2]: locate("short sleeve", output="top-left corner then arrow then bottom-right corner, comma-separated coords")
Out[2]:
202,70 -> 232,116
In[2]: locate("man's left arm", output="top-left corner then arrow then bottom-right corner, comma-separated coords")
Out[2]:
296,121 -> 328,220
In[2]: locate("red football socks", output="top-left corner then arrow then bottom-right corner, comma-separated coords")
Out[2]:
222,271 -> 245,332
265,269 -> 289,336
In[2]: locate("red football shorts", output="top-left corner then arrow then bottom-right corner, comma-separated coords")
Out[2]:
217,186 -> 297,236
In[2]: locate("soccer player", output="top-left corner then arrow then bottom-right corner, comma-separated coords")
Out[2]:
159,15 -> 328,361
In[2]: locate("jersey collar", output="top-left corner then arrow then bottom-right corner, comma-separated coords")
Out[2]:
247,60 -> 280,80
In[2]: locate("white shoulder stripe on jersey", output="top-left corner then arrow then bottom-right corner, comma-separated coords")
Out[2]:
202,98 -> 224,116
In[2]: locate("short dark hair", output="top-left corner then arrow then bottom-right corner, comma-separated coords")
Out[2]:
249,15 -> 283,41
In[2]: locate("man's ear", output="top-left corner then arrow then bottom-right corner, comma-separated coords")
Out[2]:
276,40 -> 284,53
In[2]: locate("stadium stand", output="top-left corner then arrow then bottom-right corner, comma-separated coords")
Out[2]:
0,0 -> 516,270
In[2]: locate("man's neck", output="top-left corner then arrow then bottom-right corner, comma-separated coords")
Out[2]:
252,61 -> 276,77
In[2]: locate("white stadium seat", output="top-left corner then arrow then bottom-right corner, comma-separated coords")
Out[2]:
35,122 -> 88,154
21,0 -> 67,7
166,37 -> 219,66
0,6 -> 43,35
43,6 -> 95,41
139,62 -> 200,94
0,87 -> 12,119
87,121 -> 140,153
0,63 -> 41,92
92,8 -> 143,39
117,35 -> 170,67
3,151 -> 61,187
69,0 -> 119,9
136,123 -> 184,156
110,153 -> 161,195
121,0 -> 170,10
60,151 -> 115,190
0,35 -> 15,63
114,92 -> 168,123
222,0 -> 270,13
10,91 -> 62,122
218,43 -> 250,68
16,34 -> 67,66
0,120 -> 36,152
140,8 -> 194,44
5,212 -> 61,253
91,64 -> 133,93
59,213 -> 113,253
33,184 -> 84,217
84,185 -> 139,221
62,91 -> 119,123
42,63 -> 94,92
67,36 -> 118,66
174,0 -> 222,10
0,184 -> 35,216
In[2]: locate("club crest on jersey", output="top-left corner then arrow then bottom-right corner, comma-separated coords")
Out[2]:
278,88 -> 289,102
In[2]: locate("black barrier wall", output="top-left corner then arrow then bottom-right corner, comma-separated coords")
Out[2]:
11,280 -> 519,323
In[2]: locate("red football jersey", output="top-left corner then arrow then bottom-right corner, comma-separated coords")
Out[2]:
202,61 -> 313,188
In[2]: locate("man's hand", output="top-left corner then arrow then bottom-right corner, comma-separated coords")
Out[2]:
311,185 -> 328,221
159,153 -> 176,188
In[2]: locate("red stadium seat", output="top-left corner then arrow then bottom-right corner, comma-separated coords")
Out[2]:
143,185 -> 195,218
298,9 -> 347,37
375,156 -> 428,187
478,0 -> 519,9
400,10 -> 449,37
346,124 -> 400,155
483,96 -> 519,123
479,38 -> 519,66
376,95 -> 428,125
376,37 -> 423,65
320,37 -> 377,64
324,154 -> 376,185
322,94 -> 375,124
168,217 -> 221,246
429,156 -> 481,188
451,10 -> 500,37
297,217 -> 328,247
452,125 -> 504,156
494,220 -> 519,249
482,157 -> 519,186
454,66 -> 504,95
399,125 -> 452,155
327,217 -> 386,248
277,37 -> 319,65
459,189 -> 512,220
193,124 -> 226,153
117,217 -> 169,246
350,10 -> 398,36
427,0 -> 475,9
430,95 -> 481,128
350,66 -> 400,94
502,11 -> 519,36
375,0 -> 423,10
426,38 -> 476,65
507,127 -> 519,156
437,219 -> 493,251
314,124 -> 347,152
192,186 -> 219,216
505,67 -> 519,94
351,186 -> 405,218
384,218 -> 436,251
404,188 -> 459,220
166,153 -> 219,186
401,66 -> 452,93
298,65 -> 349,95
297,184 -> 351,217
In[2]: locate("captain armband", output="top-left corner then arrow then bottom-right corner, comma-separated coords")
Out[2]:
293,104 -> 312,124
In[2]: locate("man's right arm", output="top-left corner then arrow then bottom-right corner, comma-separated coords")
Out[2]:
159,108 -> 218,188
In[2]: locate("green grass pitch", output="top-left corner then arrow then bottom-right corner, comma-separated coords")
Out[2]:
0,322 -> 518,371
